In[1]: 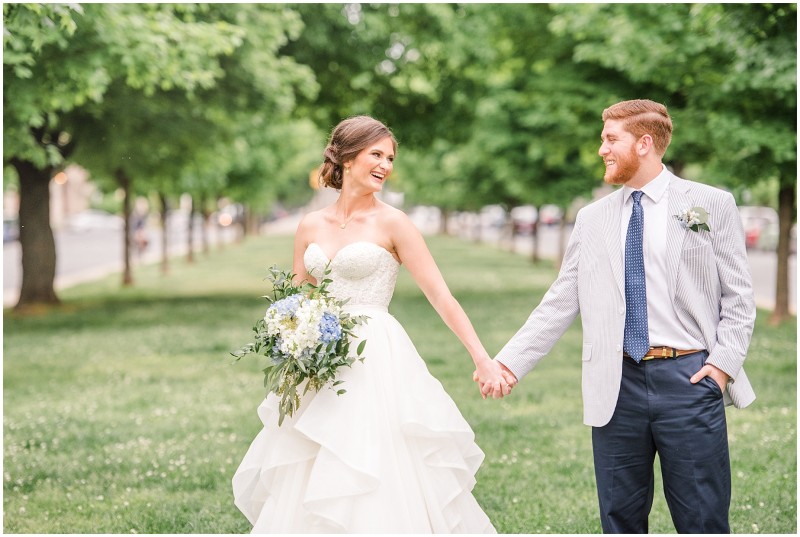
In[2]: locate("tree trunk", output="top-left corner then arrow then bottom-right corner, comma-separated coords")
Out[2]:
439,209 -> 450,235
186,194 -> 195,264
215,195 -> 226,251
12,158 -> 60,309
116,169 -> 133,286
555,215 -> 568,270
246,207 -> 260,236
200,194 -> 210,255
770,179 -> 795,325
530,219 -> 540,264
159,192 -> 169,275
237,205 -> 247,243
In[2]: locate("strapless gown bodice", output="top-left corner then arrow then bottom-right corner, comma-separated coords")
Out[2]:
304,242 -> 399,310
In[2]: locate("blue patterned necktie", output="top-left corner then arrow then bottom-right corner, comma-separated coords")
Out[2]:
624,191 -> 649,362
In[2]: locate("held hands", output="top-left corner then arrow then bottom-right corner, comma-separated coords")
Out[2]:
473,359 -> 518,399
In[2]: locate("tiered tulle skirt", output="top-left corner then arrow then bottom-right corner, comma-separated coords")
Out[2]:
232,306 -> 496,533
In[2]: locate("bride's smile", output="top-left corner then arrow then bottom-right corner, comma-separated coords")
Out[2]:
344,137 -> 394,192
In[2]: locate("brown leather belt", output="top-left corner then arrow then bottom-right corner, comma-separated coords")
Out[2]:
624,347 -> 704,361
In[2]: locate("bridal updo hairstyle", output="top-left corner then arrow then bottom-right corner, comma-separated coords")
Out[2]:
319,115 -> 398,190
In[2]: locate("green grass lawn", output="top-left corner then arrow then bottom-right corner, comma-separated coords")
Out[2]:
3,234 -> 796,533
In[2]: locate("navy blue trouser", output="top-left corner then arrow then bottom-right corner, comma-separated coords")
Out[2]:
592,351 -> 731,533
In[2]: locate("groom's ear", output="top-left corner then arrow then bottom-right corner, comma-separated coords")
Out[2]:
636,134 -> 654,156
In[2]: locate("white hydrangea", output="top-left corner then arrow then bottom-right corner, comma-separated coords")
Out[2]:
262,297 -> 345,358
282,299 -> 324,355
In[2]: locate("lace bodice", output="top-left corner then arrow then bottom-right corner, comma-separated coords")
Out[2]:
304,242 -> 400,309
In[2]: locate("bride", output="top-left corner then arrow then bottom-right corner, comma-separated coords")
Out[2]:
232,115 -> 515,533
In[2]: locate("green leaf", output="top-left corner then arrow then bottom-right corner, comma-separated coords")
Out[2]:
277,407 -> 286,426
356,340 -> 367,356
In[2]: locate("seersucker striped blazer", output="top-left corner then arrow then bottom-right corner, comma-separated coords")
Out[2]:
496,171 -> 756,427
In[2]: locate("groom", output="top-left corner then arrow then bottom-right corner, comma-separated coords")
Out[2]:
491,99 -> 756,533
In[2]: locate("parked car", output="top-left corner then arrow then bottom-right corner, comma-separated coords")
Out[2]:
510,205 -> 538,235
3,217 -> 19,242
67,209 -> 125,232
539,204 -> 563,226
480,205 -> 506,230
739,206 -> 779,250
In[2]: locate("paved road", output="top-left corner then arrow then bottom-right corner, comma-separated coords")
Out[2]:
4,218 -> 795,314
3,218 -> 237,307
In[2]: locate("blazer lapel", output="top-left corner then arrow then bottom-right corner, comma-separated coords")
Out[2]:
666,175 -> 692,302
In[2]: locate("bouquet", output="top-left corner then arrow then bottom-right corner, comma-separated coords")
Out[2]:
232,265 -> 367,425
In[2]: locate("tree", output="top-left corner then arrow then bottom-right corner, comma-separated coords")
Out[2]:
3,4 -> 239,302
397,5 -> 622,260
6,3 -> 318,296
283,3 -> 512,228
4,4 -> 93,308
59,3 -> 247,286
550,3 -> 797,321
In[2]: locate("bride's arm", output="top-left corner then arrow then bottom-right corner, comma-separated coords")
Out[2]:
389,212 -> 515,399
292,215 -> 316,286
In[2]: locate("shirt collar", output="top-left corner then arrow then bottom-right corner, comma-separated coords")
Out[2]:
624,165 -> 669,204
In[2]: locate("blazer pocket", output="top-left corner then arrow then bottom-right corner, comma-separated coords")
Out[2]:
681,243 -> 712,260
582,343 -> 593,362
679,243 -> 717,291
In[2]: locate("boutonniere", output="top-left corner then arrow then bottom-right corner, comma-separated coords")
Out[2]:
674,206 -> 711,232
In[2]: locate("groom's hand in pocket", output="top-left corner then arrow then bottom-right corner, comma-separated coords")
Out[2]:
690,363 -> 729,393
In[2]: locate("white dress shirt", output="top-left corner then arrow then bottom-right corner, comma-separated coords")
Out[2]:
621,166 -> 705,351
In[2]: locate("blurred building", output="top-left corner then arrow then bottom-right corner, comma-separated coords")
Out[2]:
5,165 -> 96,230
49,165 -> 95,228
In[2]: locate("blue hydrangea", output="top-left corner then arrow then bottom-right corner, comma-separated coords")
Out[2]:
269,338 -> 287,364
318,312 -> 342,343
268,294 -> 305,318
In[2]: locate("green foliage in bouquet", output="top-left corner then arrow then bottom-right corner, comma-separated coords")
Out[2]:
232,265 -> 367,425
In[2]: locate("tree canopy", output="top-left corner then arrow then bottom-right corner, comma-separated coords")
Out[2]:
3,3 -> 796,316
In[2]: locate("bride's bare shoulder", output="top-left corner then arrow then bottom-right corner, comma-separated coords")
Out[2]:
299,207 -> 332,228
295,209 -> 328,241
376,201 -> 408,221
377,202 -> 413,229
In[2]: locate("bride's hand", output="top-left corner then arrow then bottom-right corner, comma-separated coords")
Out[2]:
473,359 -> 516,399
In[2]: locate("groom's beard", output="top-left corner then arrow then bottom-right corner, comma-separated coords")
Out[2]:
603,145 -> 641,185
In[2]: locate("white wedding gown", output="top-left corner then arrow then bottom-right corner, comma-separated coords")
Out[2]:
232,241 -> 496,533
